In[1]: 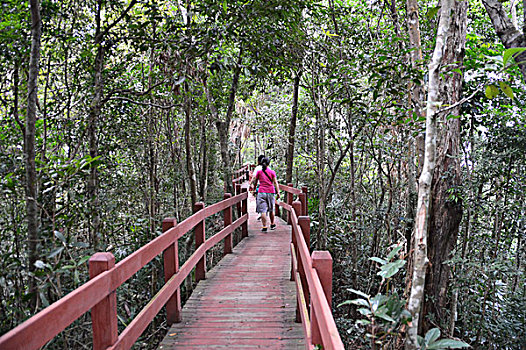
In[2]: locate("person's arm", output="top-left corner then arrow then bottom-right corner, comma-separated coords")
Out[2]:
273,175 -> 280,200
250,172 -> 258,191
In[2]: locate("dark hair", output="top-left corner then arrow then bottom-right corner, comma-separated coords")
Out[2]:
261,157 -> 270,170
257,155 -> 265,165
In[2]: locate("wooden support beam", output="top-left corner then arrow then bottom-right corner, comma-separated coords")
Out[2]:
194,202 -> 206,282
311,251 -> 333,347
89,252 -> 118,350
223,193 -> 233,255
162,218 -> 182,325
241,187 -> 248,238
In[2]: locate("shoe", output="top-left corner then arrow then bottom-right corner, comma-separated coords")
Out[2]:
257,216 -> 261,221
261,227 -> 268,232
270,224 -> 276,230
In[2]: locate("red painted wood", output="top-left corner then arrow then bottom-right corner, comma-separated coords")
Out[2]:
287,183 -> 294,224
90,253 -> 118,350
223,193 -> 233,255
298,216 -> 311,317
278,184 -> 303,195
311,251 -> 333,347
0,180 -> 249,350
291,243 -> 312,346
158,193 -> 304,349
163,218 -> 182,325
301,186 -> 308,216
241,187 -> 248,238
194,202 -> 206,282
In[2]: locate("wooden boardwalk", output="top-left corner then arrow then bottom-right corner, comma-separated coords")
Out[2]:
158,193 -> 304,349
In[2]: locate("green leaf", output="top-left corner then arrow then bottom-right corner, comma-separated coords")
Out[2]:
427,339 -> 470,349
378,260 -> 406,279
498,81 -> 513,99
426,6 -> 441,19
369,257 -> 387,265
484,84 -> 499,99
47,247 -> 64,259
350,298 -> 370,307
77,255 -> 90,266
54,230 -> 66,243
386,246 -> 403,261
357,307 -> 372,316
502,47 -> 526,66
348,288 -> 370,299
425,328 -> 441,345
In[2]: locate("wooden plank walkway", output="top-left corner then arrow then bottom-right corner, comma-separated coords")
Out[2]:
158,193 -> 304,349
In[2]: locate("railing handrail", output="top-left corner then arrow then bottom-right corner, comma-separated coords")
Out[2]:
276,184 -> 344,350
0,190 -> 249,350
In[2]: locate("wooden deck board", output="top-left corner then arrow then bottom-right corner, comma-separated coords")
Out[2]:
158,192 -> 304,349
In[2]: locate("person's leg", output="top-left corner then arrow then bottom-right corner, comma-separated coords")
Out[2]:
261,212 -> 268,228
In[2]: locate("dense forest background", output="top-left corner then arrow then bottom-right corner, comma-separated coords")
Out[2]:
1,0 -> 525,349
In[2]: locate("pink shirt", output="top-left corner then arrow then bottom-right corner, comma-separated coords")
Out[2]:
255,168 -> 277,193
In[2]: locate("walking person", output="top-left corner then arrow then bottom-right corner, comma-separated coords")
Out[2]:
250,157 -> 280,232
252,155 -> 265,220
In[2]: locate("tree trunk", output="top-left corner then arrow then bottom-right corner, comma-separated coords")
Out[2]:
423,0 -> 467,333
88,1 -> 104,250
406,0 -> 455,347
285,72 -> 301,184
199,113 -> 209,201
482,0 -> 526,80
26,0 -> 42,309
184,81 -> 198,207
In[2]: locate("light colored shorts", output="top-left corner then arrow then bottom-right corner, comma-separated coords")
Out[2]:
256,192 -> 275,213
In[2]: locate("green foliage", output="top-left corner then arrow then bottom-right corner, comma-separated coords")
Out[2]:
418,328 -> 470,350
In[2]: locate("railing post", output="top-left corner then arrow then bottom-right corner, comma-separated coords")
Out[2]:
89,253 -> 118,350
235,183 -> 241,217
292,201 -> 302,321
275,186 -> 280,217
245,168 -> 249,181
310,251 -> 333,347
241,187 -> 248,238
290,202 -> 302,282
287,183 -> 293,225
298,216 -> 311,319
194,202 -> 206,282
162,218 -> 182,325
223,193 -> 233,255
301,186 -> 308,216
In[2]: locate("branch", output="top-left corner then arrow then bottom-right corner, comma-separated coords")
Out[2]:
102,79 -> 169,104
108,96 -> 179,109
100,0 -> 139,39
436,88 -> 479,116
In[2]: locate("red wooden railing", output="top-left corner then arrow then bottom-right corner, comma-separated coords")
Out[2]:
0,189 -> 249,350
277,184 -> 344,350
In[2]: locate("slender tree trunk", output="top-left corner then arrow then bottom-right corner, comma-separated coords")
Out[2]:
184,80 -> 197,207
26,0 -> 42,309
423,0 -> 467,333
406,0 -> 455,347
88,1 -> 104,250
199,113 -> 209,201
285,72 -> 301,183
406,0 -> 425,173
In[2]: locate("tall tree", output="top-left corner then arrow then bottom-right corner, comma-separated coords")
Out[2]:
483,0 -> 526,80
423,0 -> 468,333
406,0 -> 456,345
285,72 -> 301,184
25,0 -> 42,309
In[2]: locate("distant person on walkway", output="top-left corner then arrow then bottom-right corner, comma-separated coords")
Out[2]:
250,157 -> 280,232
252,155 -> 265,220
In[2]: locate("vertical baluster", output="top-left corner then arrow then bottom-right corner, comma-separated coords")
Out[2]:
223,193 -> 233,255
194,202 -> 206,282
162,218 -> 182,324
310,251 -> 333,347
89,253 -> 118,350
241,187 -> 248,238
